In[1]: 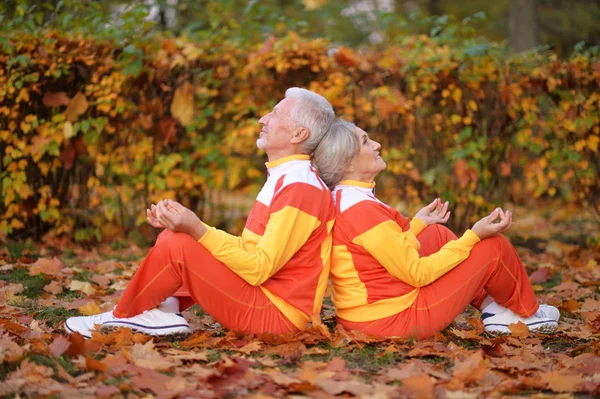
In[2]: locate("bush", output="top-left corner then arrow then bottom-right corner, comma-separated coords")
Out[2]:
0,30 -> 598,242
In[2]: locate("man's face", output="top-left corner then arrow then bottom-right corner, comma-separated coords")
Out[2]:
257,97 -> 299,153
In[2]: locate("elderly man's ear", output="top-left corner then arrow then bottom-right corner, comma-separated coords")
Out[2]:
290,127 -> 310,144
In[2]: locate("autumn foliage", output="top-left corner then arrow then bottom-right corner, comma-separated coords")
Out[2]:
0,30 -> 598,242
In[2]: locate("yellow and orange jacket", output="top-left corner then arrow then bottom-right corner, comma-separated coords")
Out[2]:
198,155 -> 335,329
330,180 -> 480,322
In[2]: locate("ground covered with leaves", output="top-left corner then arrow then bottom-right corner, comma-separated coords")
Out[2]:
1,204 -> 599,398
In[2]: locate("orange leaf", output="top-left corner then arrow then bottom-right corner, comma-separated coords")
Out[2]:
65,92 -> 89,122
85,354 -> 108,372
541,371 -> 584,392
78,301 -> 102,316
508,321 -> 529,338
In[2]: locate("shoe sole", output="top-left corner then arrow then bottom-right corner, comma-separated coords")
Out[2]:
63,320 -> 92,339
485,322 -> 557,336
100,324 -> 191,341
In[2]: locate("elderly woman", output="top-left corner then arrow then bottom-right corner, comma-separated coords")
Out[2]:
312,119 -> 559,338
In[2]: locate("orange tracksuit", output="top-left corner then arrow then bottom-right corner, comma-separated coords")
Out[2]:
114,155 -> 335,333
330,180 -> 539,339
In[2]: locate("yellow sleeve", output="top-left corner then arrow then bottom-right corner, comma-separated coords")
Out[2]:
200,221 -> 244,249
410,217 -> 427,236
199,206 -> 319,286
353,221 -> 480,287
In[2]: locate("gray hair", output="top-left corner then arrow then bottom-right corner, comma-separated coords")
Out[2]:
312,119 -> 360,190
285,87 -> 335,154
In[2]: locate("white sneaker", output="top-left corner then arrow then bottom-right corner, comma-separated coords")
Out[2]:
537,304 -> 561,322
482,304 -> 558,335
64,311 -> 119,339
100,308 -> 191,339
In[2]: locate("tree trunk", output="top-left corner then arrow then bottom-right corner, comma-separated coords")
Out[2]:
509,0 -> 540,52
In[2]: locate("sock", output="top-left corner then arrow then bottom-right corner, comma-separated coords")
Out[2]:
158,297 -> 180,313
481,301 -> 507,315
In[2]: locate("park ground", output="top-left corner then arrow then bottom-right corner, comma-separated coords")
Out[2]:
0,202 -> 599,398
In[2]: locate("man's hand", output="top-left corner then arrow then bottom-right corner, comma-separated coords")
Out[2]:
471,207 -> 513,240
415,198 -> 450,226
153,199 -> 207,240
146,204 -> 166,229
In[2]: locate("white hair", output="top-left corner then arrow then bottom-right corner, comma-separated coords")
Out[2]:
312,119 -> 360,190
285,87 -> 335,154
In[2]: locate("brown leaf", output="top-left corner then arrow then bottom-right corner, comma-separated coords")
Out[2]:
400,374 -> 434,399
541,371 -> 584,392
44,280 -> 63,295
508,321 -> 530,338
0,336 -> 24,362
85,354 -> 108,372
314,377 -> 372,396
499,161 -> 512,176
326,357 -> 346,372
171,82 -> 194,127
49,335 -> 71,357
29,257 -> 63,277
452,350 -> 487,384
234,341 -> 263,355
335,46 -> 360,68
454,159 -> 478,188
65,92 -> 88,122
529,267 -> 550,283
42,92 -> 69,107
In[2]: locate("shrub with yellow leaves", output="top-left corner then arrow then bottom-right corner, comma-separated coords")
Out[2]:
0,31 -> 598,243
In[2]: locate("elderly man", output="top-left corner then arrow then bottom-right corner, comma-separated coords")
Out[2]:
65,88 -> 336,338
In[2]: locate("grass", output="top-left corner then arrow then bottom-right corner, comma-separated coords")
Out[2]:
0,267 -> 48,299
12,298 -> 80,328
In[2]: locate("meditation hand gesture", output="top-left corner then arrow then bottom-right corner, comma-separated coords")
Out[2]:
415,198 -> 450,226
471,207 -> 513,240
146,199 -> 207,240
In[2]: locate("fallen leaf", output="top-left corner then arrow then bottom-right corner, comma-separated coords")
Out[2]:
529,267 -> 550,283
130,340 -> 178,370
49,335 -> 71,357
541,371 -> 584,392
85,354 -> 108,372
43,280 -> 63,295
29,257 -> 63,277
400,374 -> 434,399
452,350 -> 487,384
0,336 -> 24,362
68,280 -> 95,296
78,301 -> 102,316
234,341 -> 263,355
508,321 -> 529,338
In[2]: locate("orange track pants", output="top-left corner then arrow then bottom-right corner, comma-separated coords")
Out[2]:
339,224 -> 539,339
113,230 -> 297,334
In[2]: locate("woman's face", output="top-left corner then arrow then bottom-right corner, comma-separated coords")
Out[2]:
347,127 -> 387,181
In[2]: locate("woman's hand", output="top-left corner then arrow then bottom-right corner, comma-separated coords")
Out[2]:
152,199 -> 207,240
415,198 -> 451,226
471,207 -> 513,240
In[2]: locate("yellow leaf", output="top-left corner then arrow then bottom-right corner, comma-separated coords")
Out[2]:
452,88 -> 462,102
63,121 -> 74,140
171,82 -> 194,127
78,301 -> 102,316
587,135 -> 599,152
468,100 -> 478,111
451,114 -> 462,124
68,280 -> 96,296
